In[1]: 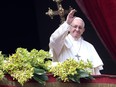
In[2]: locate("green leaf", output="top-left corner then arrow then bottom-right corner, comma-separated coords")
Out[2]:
33,74 -> 48,85
68,75 -> 80,83
33,75 -> 46,85
77,69 -> 89,77
34,73 -> 48,81
34,68 -> 46,75
76,69 -> 94,80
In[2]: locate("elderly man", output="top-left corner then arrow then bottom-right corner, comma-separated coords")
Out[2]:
49,9 -> 103,75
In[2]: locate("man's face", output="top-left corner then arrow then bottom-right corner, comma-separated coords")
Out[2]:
69,18 -> 85,39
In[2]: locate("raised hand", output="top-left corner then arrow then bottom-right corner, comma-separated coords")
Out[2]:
66,9 -> 77,25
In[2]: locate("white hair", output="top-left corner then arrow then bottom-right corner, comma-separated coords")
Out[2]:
73,17 -> 85,28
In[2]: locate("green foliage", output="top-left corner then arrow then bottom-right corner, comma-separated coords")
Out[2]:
33,68 -> 48,85
0,51 -> 4,69
3,47 -> 52,86
0,51 -> 5,80
29,49 -> 52,70
0,47 -> 94,86
49,58 -> 93,83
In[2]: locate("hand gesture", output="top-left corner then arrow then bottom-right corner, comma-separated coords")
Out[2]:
66,9 -> 77,25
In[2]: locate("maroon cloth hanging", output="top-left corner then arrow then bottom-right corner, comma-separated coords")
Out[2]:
75,0 -> 116,61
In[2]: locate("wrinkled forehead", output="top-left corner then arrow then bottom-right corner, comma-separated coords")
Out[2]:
71,17 -> 85,28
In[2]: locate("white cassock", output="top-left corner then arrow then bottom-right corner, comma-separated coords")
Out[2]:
49,22 -> 104,75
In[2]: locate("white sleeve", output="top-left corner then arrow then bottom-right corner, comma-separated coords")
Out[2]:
49,22 -> 70,57
91,46 -> 103,68
90,45 -> 104,74
94,66 -> 103,75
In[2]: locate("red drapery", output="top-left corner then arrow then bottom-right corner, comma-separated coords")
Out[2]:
75,0 -> 116,61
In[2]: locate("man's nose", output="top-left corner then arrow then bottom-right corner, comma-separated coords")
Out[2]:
75,27 -> 79,31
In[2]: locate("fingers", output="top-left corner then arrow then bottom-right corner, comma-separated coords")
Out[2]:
66,9 -> 77,24
68,9 -> 77,18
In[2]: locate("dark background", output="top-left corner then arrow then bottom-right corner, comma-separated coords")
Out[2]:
0,0 -> 116,74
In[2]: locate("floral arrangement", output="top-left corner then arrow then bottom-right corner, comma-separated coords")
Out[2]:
49,58 -> 94,83
0,47 -> 94,86
0,47 -> 52,86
